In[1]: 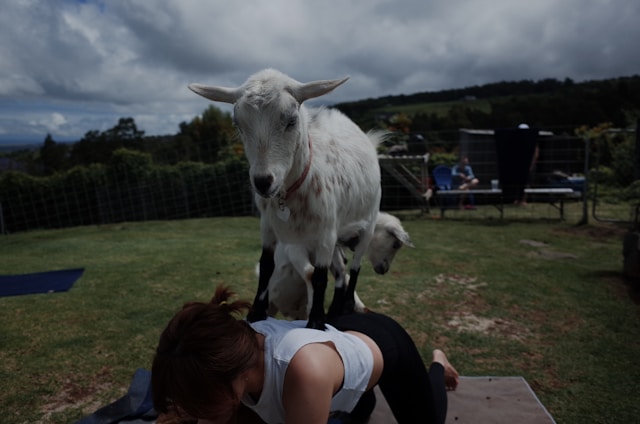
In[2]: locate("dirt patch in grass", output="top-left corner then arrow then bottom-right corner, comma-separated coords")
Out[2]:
598,269 -> 640,307
424,273 -> 531,341
519,239 -> 550,248
552,223 -> 627,239
529,249 -> 579,260
38,367 -> 116,423
520,238 -> 579,260
446,312 -> 531,341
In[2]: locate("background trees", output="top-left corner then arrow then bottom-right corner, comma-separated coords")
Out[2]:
2,74 -> 638,182
1,75 -> 638,232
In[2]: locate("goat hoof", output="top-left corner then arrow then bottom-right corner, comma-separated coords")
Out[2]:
247,308 -> 267,323
327,303 -> 343,320
305,318 -> 327,331
341,300 -> 356,316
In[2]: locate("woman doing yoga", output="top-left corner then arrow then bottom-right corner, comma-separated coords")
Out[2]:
151,285 -> 458,424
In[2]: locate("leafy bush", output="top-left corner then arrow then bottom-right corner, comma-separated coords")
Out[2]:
589,166 -> 615,185
428,152 -> 457,169
610,136 -> 636,186
0,148 -> 253,233
622,180 -> 640,201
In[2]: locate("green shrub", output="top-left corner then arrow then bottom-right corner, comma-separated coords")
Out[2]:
589,166 -> 615,185
428,152 -> 457,169
622,180 -> 640,201
610,136 -> 636,186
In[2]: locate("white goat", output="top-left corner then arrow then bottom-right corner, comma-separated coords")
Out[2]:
267,212 -> 414,320
189,69 -> 382,329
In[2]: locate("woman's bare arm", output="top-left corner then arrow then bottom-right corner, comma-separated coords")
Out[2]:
282,343 -> 344,424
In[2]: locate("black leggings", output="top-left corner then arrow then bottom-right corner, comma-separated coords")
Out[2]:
329,312 -> 447,424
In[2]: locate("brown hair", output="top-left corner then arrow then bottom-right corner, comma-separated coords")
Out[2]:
151,285 -> 257,422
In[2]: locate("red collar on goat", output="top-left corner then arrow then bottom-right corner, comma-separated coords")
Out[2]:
281,135 -> 312,201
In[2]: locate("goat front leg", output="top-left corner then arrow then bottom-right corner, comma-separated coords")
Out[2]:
327,247 -> 349,319
247,246 -> 274,322
307,266 -> 328,330
335,229 -> 372,316
342,266 -> 361,315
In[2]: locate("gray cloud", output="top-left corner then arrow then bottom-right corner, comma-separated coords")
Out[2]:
1,0 -> 638,144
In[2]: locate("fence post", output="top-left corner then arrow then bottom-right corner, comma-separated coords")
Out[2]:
578,137 -> 589,225
0,201 -> 4,234
635,118 -> 640,181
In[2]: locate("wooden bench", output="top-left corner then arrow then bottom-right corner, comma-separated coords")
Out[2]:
436,187 -> 581,219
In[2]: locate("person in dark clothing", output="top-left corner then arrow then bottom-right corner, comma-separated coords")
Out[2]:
330,311 -> 454,424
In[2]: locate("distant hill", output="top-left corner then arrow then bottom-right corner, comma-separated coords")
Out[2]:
334,75 -> 640,134
0,143 -> 41,153
4,75 -> 638,175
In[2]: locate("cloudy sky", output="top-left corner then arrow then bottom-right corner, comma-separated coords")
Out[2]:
1,0 -> 638,145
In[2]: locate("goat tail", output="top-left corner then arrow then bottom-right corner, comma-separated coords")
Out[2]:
366,129 -> 392,148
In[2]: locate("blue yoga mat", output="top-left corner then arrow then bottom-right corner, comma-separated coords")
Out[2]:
75,368 -> 156,424
0,268 -> 84,297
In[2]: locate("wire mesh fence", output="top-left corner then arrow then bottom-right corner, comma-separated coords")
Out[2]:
4,170 -> 631,234
1,127 -> 637,233
0,161 -> 255,234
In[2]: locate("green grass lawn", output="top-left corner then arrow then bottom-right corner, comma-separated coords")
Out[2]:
1,217 -> 639,423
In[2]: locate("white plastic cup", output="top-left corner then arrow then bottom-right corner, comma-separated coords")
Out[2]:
491,179 -> 499,190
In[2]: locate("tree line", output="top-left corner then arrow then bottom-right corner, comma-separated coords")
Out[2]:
2,74 -> 639,177
0,74 -> 638,233
6,106 -> 239,176
336,75 -> 640,136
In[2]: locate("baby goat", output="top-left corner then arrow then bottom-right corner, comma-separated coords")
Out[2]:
267,212 -> 414,320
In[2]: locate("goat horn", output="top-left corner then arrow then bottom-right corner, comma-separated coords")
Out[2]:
292,76 -> 350,103
188,83 -> 241,104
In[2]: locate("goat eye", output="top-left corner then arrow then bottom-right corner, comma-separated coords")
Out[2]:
393,240 -> 402,249
285,115 -> 297,130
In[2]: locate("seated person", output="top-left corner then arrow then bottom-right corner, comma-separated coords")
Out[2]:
451,156 -> 479,190
451,156 -> 479,208
151,285 -> 459,424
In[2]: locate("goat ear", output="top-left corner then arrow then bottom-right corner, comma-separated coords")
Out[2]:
188,83 -> 241,104
390,228 -> 415,248
292,76 -> 350,103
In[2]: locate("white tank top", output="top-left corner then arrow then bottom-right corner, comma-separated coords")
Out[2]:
242,318 -> 373,423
